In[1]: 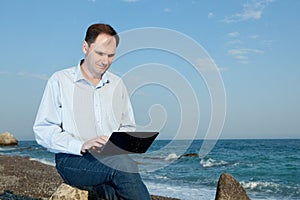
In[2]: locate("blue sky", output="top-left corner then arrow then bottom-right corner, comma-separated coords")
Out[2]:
0,0 -> 299,140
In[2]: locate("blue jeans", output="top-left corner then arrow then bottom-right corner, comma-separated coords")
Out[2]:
55,153 -> 150,200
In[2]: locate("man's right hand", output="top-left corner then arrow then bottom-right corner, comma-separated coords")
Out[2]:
81,136 -> 109,154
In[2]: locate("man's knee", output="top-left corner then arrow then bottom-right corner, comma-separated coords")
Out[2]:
98,155 -> 139,173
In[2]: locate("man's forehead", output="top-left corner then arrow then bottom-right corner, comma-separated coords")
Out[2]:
94,34 -> 116,47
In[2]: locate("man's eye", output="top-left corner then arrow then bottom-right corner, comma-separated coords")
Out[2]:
96,52 -> 114,57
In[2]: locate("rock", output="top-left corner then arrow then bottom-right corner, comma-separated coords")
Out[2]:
49,183 -> 88,200
49,183 -> 180,200
215,173 -> 250,200
0,190 -> 41,200
178,153 -> 199,159
0,131 -> 18,146
181,153 -> 198,157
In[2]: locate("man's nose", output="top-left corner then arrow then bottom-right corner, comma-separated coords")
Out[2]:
101,54 -> 108,65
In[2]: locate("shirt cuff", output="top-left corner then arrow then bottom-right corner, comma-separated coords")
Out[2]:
69,139 -> 84,156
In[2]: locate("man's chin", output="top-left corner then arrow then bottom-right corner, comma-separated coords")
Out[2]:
97,66 -> 109,73
99,69 -> 108,75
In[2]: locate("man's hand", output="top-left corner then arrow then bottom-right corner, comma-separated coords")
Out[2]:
81,136 -> 109,154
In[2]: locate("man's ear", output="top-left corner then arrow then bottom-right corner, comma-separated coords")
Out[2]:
82,41 -> 89,55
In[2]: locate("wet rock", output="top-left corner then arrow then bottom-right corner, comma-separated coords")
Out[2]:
178,153 -> 199,159
182,153 -> 198,157
215,173 -> 250,200
0,132 -> 18,146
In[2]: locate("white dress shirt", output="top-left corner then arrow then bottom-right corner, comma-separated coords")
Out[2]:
33,61 -> 136,155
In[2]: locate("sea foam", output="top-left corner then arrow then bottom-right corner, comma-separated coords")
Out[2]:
29,157 -> 55,166
164,153 -> 179,161
200,158 -> 228,168
145,181 -> 216,200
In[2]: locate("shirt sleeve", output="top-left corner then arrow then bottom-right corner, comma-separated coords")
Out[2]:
117,81 -> 136,132
33,74 -> 83,155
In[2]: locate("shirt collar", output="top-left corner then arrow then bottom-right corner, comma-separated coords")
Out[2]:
74,59 -> 110,88
74,60 -> 85,82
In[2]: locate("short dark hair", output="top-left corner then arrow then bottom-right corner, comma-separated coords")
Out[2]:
84,23 -> 119,47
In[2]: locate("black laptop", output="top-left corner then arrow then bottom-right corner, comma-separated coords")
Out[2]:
89,131 -> 159,156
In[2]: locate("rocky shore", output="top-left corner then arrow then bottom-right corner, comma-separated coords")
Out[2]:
0,155 -> 179,200
0,155 -> 62,199
0,132 -> 252,199
0,154 -> 250,200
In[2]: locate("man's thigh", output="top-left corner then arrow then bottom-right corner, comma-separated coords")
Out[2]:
55,153 -> 115,186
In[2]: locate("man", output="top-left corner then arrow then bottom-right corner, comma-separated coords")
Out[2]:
33,23 -> 151,199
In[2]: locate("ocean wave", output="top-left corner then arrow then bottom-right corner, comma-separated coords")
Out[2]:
0,147 -> 17,151
242,181 -> 281,191
241,180 -> 300,191
241,181 -> 300,198
29,157 -> 55,166
200,158 -> 228,168
145,181 -> 216,200
141,153 -> 180,161
154,175 -> 169,180
164,153 -> 179,161
142,152 -> 200,162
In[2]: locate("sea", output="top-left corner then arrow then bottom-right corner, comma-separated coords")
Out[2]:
0,139 -> 299,200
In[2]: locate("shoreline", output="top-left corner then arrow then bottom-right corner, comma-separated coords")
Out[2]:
0,155 -> 179,200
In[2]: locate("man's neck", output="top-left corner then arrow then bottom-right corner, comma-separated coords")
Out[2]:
80,63 -> 102,86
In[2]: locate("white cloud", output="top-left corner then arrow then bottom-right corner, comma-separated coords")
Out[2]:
249,34 -> 259,39
228,32 -> 240,38
239,60 -> 250,64
195,57 -> 226,72
164,8 -> 172,12
228,48 -> 264,55
223,0 -> 274,23
262,39 -> 274,46
227,39 -> 243,45
17,71 -> 49,80
208,12 -> 214,19
228,48 -> 264,64
235,55 -> 249,60
122,0 -> 139,2
0,71 -> 49,80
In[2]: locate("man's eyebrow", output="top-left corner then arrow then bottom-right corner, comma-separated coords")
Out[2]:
95,50 -> 115,57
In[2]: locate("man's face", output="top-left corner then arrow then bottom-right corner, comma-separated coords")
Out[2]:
83,34 -> 117,78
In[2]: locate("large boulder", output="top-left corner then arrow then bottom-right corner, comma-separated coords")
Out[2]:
49,183 -> 88,200
0,131 -> 18,146
215,173 -> 250,200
